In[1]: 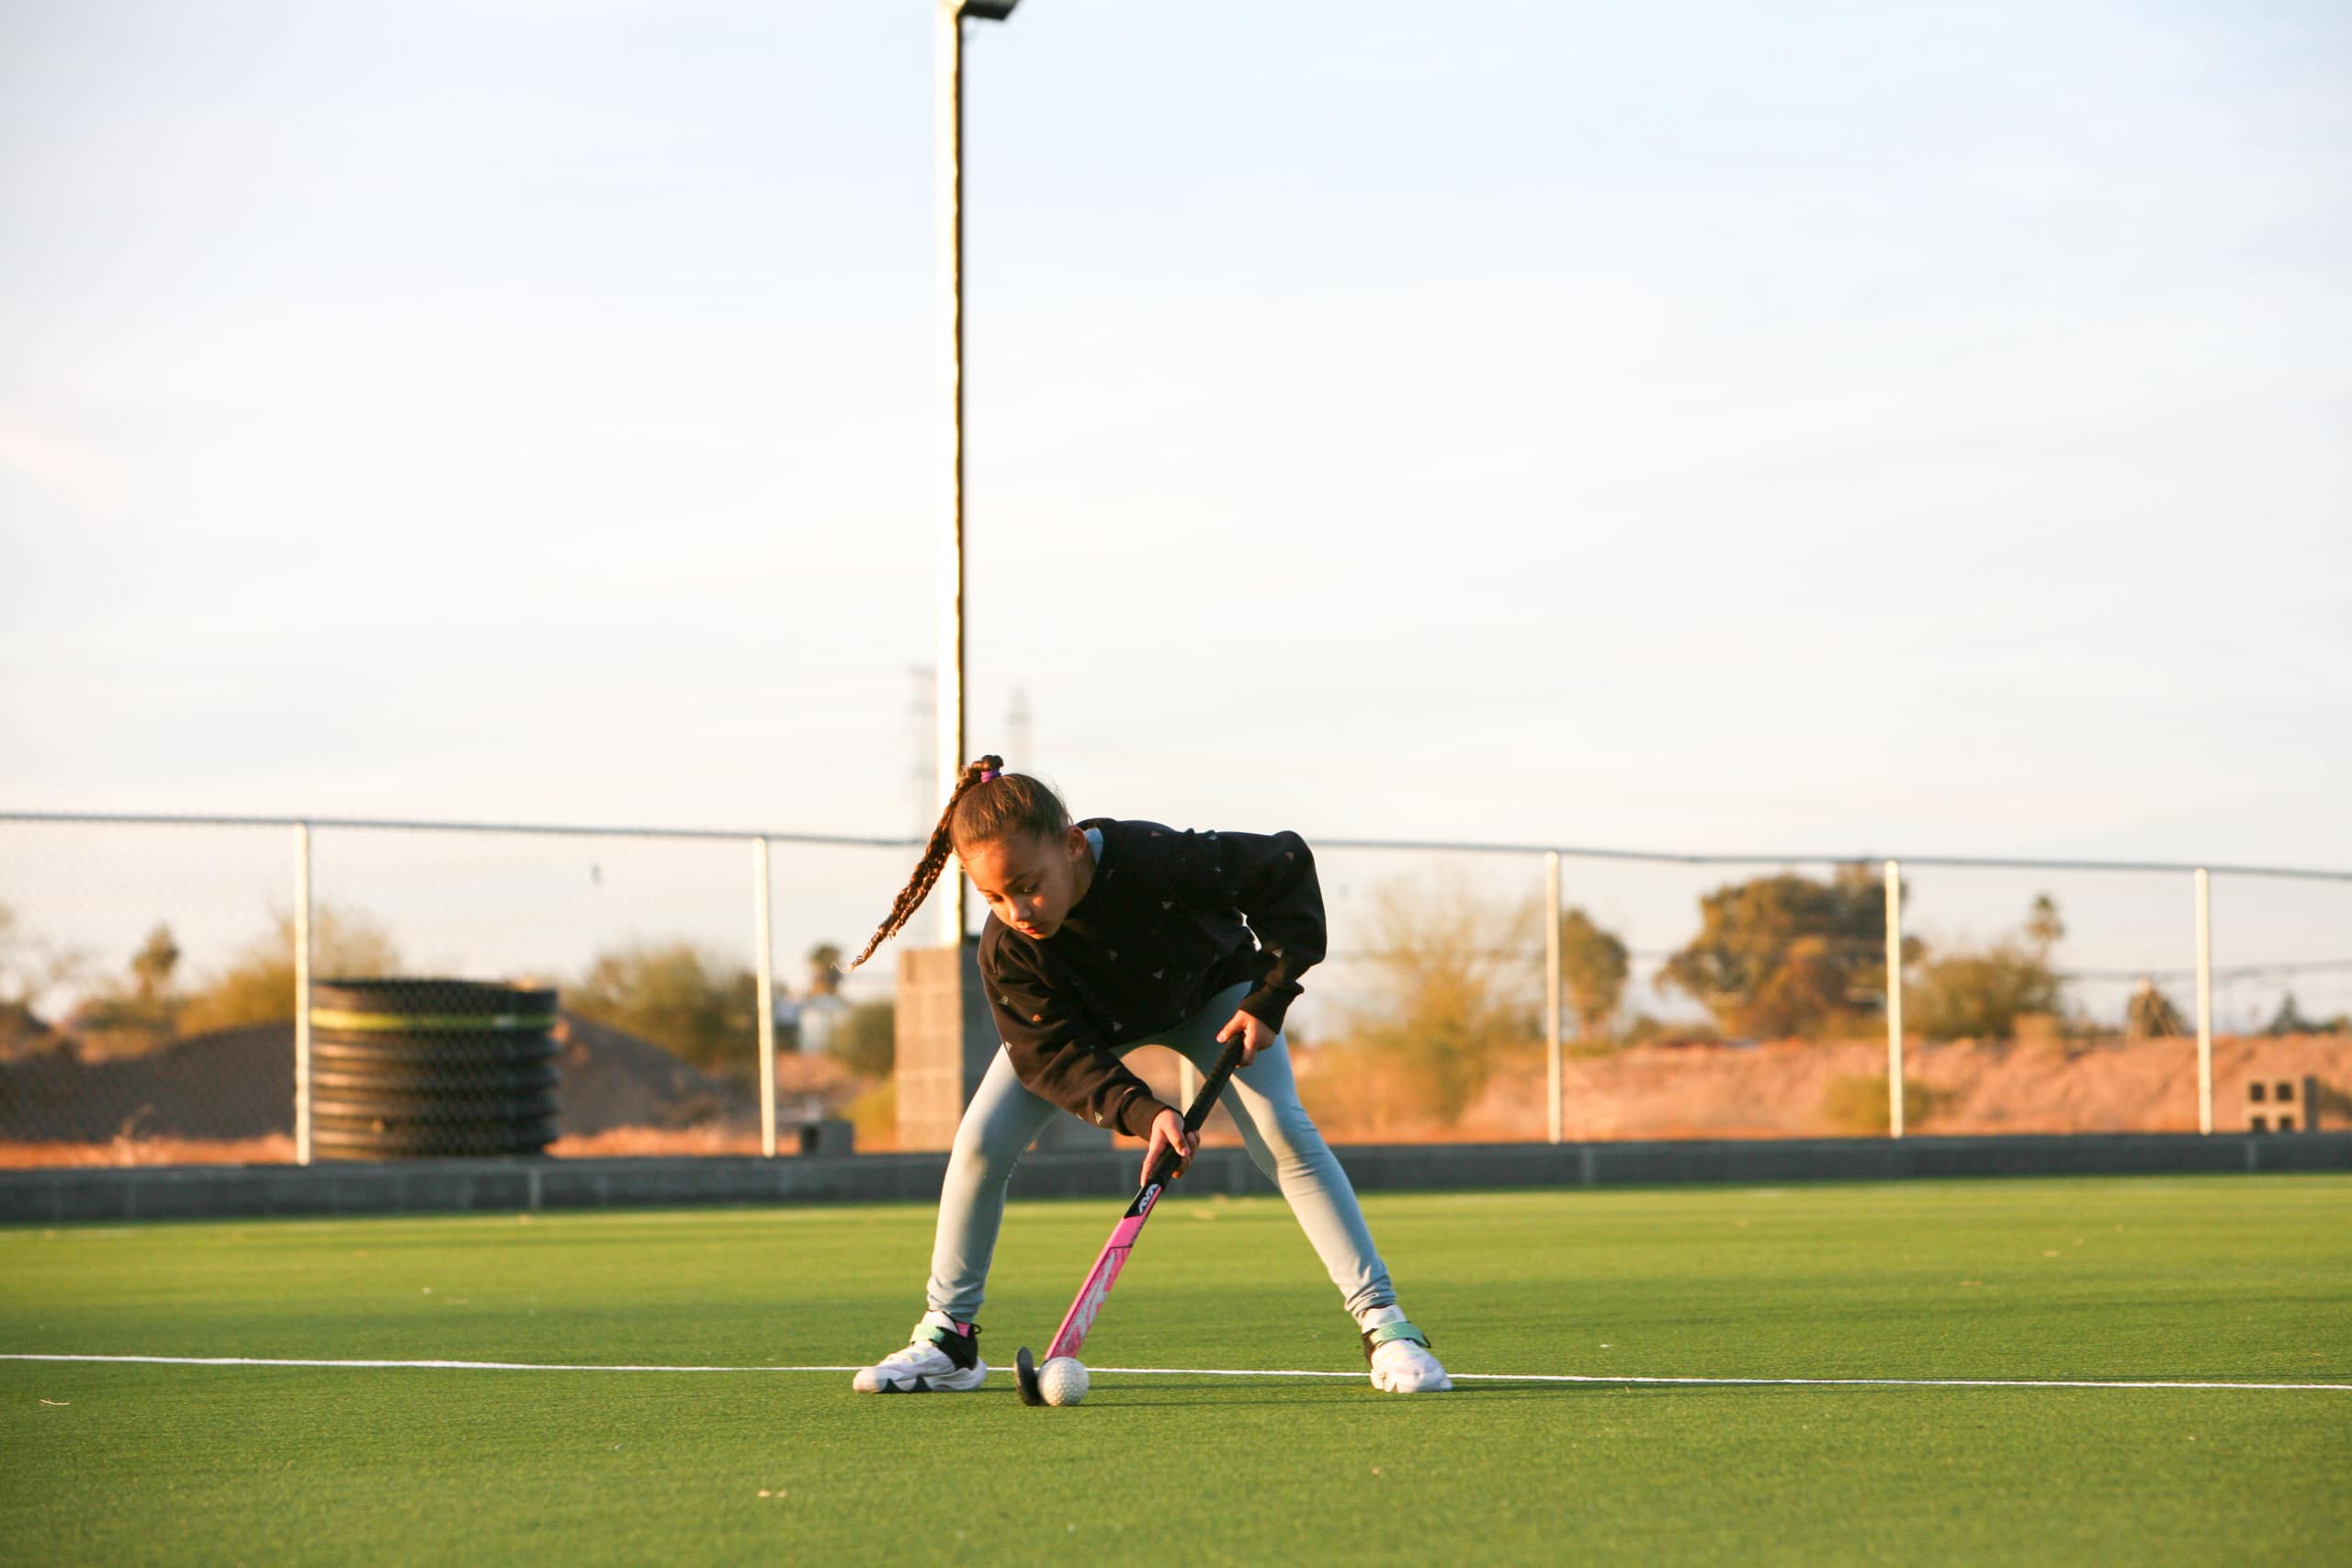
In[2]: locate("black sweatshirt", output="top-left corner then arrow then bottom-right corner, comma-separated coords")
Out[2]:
977,818 -> 1327,1140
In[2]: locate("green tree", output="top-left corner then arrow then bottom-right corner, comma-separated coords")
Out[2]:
2263,992 -> 2349,1036
570,941 -> 760,1080
827,999 -> 897,1079
177,907 -> 402,1035
2125,978 -> 2186,1040
1556,906 -> 1629,1040
130,922 -> 182,1002
63,921 -> 190,1057
1908,893 -> 2067,1041
1345,874 -> 1537,1124
1660,865 -> 1911,1040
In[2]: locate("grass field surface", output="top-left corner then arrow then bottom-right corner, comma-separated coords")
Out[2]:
6,1175 -> 2347,1565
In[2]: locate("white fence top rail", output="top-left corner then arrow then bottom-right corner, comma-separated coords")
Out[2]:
6,810 -> 2348,884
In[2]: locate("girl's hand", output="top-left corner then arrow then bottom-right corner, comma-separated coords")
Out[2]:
1144,1109 -> 1194,1186
1215,1010 -> 1275,1066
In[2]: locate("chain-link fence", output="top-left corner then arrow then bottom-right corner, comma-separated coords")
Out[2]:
0,815 -> 908,1166
1287,841 -> 2352,1145
4,812 -> 2346,1166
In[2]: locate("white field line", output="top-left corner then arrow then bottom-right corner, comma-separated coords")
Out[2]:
3,1353 -> 2347,1393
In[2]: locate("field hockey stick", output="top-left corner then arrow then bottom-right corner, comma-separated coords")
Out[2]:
1014,1032 -> 1249,1406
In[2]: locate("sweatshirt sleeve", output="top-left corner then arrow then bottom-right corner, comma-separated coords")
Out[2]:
984,934 -> 1174,1139
1164,828 -> 1327,1031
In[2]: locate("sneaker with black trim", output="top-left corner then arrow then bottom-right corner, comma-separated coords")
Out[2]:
852,1310 -> 988,1393
1360,1304 -> 1452,1393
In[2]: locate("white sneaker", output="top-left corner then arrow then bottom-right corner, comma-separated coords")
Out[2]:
851,1309 -> 988,1393
1360,1305 -> 1453,1393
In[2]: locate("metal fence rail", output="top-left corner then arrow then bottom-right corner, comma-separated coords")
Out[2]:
17,813 -> 2348,882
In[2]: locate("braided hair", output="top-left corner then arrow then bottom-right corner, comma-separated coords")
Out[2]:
848,755 -> 1073,970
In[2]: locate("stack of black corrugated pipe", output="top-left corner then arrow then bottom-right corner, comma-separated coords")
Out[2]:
308,979 -> 560,1158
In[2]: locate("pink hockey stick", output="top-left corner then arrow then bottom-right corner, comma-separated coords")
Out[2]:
1014,1034 -> 1248,1405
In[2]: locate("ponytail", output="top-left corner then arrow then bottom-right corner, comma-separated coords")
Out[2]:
849,755 -> 1074,969
848,755 -> 1000,971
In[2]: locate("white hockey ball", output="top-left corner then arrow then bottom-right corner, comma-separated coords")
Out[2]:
1039,1356 -> 1090,1406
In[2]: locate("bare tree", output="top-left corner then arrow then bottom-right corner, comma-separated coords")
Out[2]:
1344,874 -> 1538,1124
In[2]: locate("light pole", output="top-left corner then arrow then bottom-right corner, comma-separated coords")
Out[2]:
936,0 -> 1019,947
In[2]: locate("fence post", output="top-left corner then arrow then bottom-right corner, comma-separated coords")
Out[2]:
293,822 -> 313,1168
1884,858 -> 1904,1140
754,836 -> 778,1158
2195,867 -> 2212,1135
1544,851 -> 1563,1145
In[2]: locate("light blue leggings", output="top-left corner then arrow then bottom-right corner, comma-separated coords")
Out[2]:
926,982 -> 1396,1323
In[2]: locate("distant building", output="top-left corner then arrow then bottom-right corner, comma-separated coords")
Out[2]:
797,992 -> 849,1055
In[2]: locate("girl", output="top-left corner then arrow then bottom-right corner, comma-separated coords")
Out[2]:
844,756 -> 1451,1395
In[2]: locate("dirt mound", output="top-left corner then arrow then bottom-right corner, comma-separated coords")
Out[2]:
550,1014 -> 752,1134
0,1024 -> 294,1143
1299,1033 -> 2352,1142
0,1012 -> 863,1152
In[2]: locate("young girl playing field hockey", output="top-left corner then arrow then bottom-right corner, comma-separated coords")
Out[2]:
843,756 -> 1451,1395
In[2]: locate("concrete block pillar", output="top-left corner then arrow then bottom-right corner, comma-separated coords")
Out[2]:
894,945 -> 1111,1153
895,946 -> 995,1152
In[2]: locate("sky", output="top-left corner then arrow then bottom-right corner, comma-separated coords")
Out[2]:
3,0 -> 2348,1018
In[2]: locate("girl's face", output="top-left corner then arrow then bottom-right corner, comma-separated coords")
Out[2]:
961,827 -> 1093,940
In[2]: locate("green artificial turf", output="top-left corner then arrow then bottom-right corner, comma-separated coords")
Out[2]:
4,1175 -> 2347,1565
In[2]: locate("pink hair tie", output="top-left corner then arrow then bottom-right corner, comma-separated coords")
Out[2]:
978,768 -> 1001,783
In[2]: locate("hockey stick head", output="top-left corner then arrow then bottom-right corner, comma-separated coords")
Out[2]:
1014,1344 -> 1045,1405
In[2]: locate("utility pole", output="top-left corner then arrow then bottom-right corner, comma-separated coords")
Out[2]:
935,0 -> 1021,945
900,0 -> 1046,1156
